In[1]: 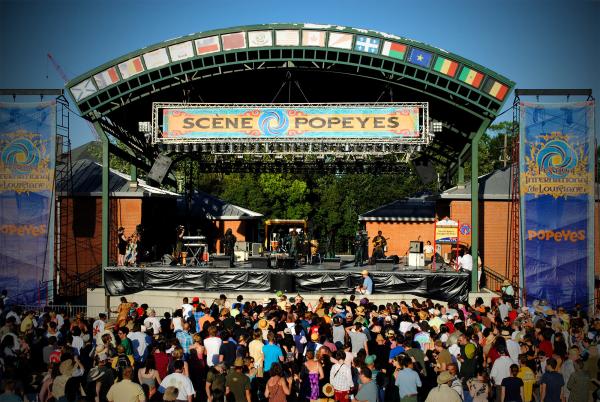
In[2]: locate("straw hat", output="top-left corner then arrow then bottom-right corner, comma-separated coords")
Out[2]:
163,386 -> 179,401
87,367 -> 104,382
311,332 -> 319,341
361,269 -> 369,275
437,371 -> 454,384
258,319 -> 268,330
323,383 -> 335,397
418,311 -> 428,321
501,330 -> 511,338
355,306 -> 366,316
234,357 -> 244,368
376,334 -> 385,342
502,280 -> 511,286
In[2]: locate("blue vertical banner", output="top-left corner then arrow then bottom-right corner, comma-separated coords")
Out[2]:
0,101 -> 56,305
520,101 -> 595,309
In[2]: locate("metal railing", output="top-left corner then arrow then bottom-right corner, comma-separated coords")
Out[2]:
482,265 -> 518,295
18,304 -> 175,319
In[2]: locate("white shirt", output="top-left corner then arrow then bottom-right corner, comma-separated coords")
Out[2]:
490,355 -> 513,385
6,311 -> 21,325
330,362 -> 353,392
181,303 -> 193,318
127,331 -> 148,361
506,339 -> 520,364
160,372 -> 195,400
71,335 -> 84,354
204,336 -> 222,367
93,319 -> 105,337
144,317 -> 161,335
458,254 -> 473,271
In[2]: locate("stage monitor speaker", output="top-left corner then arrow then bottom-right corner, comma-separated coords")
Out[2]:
408,253 -> 425,267
249,256 -> 270,269
251,243 -> 261,256
270,273 -> 296,293
276,257 -> 295,270
375,259 -> 394,271
162,254 -> 176,266
409,241 -> 423,253
412,157 -> 436,185
323,257 -> 342,270
211,254 -> 231,268
148,153 -> 173,184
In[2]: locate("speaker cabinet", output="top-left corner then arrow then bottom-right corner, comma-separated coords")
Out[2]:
322,257 -> 342,270
275,257 -> 296,269
408,253 -> 425,267
375,259 -> 394,271
248,256 -> 270,269
148,153 -> 173,184
409,241 -> 424,253
211,254 -> 231,268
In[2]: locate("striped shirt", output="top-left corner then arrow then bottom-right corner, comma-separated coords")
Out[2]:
331,362 -> 354,392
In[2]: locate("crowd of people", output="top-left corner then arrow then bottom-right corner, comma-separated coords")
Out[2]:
0,290 -> 599,402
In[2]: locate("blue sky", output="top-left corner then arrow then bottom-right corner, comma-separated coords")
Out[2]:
1,0 -> 598,146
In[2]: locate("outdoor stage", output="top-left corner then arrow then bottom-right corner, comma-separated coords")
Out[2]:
104,259 -> 470,303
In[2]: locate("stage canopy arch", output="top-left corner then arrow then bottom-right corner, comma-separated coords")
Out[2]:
67,23 -> 514,176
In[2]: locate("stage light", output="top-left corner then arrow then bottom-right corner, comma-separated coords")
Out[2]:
175,144 -> 181,152
432,121 -> 443,133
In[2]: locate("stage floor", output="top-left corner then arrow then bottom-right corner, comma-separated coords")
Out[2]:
104,259 -> 469,303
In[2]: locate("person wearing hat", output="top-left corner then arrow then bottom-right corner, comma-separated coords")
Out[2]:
424,371 -> 462,402
162,386 -> 179,402
355,270 -> 373,295
87,353 -> 115,402
158,360 -> 196,402
225,357 -> 251,402
107,367 -> 145,402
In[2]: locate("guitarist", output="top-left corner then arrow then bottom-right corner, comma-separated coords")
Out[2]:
372,230 -> 387,260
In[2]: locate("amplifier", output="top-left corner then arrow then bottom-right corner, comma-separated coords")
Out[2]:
322,257 -> 342,270
375,259 -> 394,272
211,254 -> 231,268
409,241 -> 423,253
408,252 -> 425,267
248,256 -> 270,269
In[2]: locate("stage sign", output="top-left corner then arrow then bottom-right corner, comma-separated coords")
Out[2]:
520,101 -> 595,310
435,218 -> 459,243
159,104 -> 423,140
0,101 -> 56,304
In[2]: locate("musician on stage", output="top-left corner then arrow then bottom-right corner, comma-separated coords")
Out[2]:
289,230 -> 299,265
353,230 -> 367,267
372,230 -> 387,260
173,225 -> 185,265
223,228 -> 237,267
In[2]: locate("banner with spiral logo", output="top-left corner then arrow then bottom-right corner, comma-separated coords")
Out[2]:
520,101 -> 595,309
0,101 -> 56,304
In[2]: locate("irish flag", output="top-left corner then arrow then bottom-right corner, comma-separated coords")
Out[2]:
433,57 -> 458,77
118,57 -> 144,79
381,41 -> 406,60
458,66 -> 484,88
483,79 -> 509,101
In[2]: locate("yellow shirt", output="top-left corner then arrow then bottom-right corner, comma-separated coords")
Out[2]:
106,379 -> 145,402
518,366 -> 535,402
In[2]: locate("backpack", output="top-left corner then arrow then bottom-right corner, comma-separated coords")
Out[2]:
115,354 -> 131,378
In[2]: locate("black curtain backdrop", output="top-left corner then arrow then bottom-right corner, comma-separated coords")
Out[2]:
104,267 -> 470,303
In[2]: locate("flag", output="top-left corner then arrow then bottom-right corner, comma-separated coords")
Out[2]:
195,36 -> 221,55
143,48 -> 170,70
355,36 -> 380,54
275,30 -> 300,46
407,48 -> 433,68
94,67 -> 120,89
458,66 -> 484,88
433,56 -> 459,77
483,78 -> 509,100
381,41 -> 406,60
302,30 -> 326,47
328,32 -> 353,49
118,57 -> 144,79
248,30 -> 273,47
168,41 -> 195,61
221,32 -> 246,51
70,79 -> 97,101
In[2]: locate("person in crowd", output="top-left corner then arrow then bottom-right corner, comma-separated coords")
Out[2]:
425,371 -> 462,402
159,360 -> 195,402
355,270 -> 373,295
106,367 -> 145,402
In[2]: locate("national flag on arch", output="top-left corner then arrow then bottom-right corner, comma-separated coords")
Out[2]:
355,36 -> 380,54
302,30 -> 326,47
221,32 -> 246,51
433,56 -> 459,77
118,57 -> 144,79
168,41 -> 195,62
458,66 -> 484,88
328,32 -> 353,50
275,30 -> 300,46
94,67 -> 120,89
381,41 -> 406,60
407,48 -> 433,68
70,79 -> 97,101
195,36 -> 221,55
483,78 -> 509,101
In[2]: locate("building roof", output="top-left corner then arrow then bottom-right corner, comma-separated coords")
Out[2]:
359,198 -> 436,222
440,167 -> 512,200
57,159 -> 179,197
180,190 -> 263,221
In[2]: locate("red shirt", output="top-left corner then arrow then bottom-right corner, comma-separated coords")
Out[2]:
538,340 -> 553,358
154,351 -> 170,379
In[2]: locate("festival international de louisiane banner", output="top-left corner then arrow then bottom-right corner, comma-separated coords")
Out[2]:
520,101 -> 595,309
0,101 -> 56,304
162,105 -> 421,140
